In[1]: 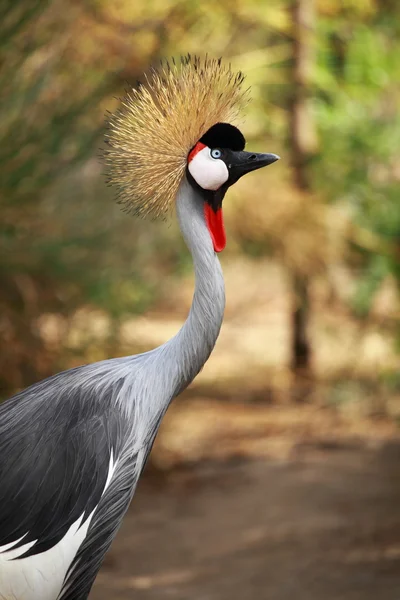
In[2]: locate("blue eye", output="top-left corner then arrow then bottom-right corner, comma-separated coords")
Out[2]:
210,148 -> 222,159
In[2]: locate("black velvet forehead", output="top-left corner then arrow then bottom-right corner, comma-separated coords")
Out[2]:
200,122 -> 245,151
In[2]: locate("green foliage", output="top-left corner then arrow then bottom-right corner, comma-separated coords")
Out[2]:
314,6 -> 400,321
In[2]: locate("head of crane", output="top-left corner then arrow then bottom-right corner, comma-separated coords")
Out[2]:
104,56 -> 279,252
186,121 -> 278,251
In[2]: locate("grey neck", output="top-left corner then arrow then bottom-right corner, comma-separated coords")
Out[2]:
155,177 -> 225,396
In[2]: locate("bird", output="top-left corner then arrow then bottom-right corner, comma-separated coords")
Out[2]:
0,55 -> 279,600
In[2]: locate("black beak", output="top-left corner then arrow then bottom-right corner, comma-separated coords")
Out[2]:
227,151 -> 280,183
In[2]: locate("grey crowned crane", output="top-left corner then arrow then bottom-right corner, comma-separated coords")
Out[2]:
0,56 -> 279,599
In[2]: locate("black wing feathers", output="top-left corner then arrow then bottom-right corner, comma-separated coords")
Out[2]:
0,366 -> 127,558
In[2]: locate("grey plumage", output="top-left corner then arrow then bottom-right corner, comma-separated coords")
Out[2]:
0,180 -> 225,599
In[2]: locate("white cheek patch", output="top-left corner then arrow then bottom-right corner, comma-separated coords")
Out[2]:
188,147 -> 229,191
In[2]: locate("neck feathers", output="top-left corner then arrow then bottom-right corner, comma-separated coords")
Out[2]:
157,178 -> 225,395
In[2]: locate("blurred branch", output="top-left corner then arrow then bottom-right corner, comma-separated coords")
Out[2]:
0,0 -> 50,51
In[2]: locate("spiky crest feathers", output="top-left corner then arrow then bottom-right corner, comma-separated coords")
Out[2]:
104,55 -> 249,218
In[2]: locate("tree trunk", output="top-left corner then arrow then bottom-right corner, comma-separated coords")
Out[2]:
289,0 -> 318,395
291,0 -> 318,186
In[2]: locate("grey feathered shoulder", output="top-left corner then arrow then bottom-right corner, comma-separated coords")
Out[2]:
0,362 -> 149,597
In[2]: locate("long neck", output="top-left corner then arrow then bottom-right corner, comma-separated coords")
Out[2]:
155,177 -> 225,396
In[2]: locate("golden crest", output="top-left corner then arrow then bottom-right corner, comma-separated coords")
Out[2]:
104,55 -> 248,218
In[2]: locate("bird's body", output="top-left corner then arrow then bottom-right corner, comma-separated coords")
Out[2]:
0,181 -> 225,599
0,57 -> 278,599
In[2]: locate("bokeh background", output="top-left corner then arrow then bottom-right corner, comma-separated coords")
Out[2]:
1,1 -> 400,598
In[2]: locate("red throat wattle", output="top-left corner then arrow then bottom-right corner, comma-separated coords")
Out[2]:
204,204 -> 226,253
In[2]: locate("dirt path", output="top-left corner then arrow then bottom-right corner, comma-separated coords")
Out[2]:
92,442 -> 400,600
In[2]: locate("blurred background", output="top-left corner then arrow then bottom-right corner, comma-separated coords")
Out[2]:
1,0 -> 400,598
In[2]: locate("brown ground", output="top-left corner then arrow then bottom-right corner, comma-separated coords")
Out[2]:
91,435 -> 400,600
54,257 -> 400,599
